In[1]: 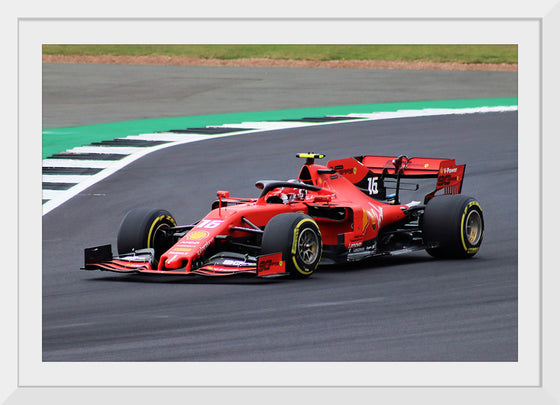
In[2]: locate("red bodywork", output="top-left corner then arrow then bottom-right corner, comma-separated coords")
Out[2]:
83,154 -> 465,277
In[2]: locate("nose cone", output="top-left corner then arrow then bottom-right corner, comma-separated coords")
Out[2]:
163,254 -> 186,270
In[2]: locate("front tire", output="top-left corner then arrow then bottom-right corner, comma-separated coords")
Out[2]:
117,208 -> 177,263
261,213 -> 322,278
422,195 -> 484,259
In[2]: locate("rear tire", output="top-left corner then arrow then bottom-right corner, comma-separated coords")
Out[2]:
422,195 -> 484,259
117,208 -> 177,263
261,213 -> 322,278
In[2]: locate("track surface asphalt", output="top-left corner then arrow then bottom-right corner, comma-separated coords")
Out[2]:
42,64 -> 517,361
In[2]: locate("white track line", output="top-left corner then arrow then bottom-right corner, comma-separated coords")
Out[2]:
121,133 -> 210,142
346,106 -> 518,120
212,121 -> 318,130
42,159 -> 116,169
43,175 -> 93,183
42,139 -> 207,215
43,189 -> 72,201
66,145 -> 148,155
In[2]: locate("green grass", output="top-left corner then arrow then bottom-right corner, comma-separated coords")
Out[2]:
42,44 -> 518,65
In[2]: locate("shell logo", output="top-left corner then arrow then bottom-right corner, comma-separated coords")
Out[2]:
187,230 -> 209,240
172,247 -> 192,252
353,167 -> 357,175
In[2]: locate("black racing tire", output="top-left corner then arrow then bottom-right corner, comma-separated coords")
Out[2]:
422,195 -> 484,259
117,208 -> 177,263
261,213 -> 322,278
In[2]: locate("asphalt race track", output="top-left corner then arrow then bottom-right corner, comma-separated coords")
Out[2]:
42,111 -> 517,361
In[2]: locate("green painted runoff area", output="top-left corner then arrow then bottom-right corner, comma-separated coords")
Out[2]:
42,97 -> 517,159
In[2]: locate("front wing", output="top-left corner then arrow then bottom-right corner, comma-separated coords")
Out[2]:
82,245 -> 287,277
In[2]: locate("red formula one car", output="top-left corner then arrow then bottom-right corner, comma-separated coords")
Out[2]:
83,153 -> 484,278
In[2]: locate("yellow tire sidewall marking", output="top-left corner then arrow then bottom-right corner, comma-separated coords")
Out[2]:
147,215 -> 177,249
460,201 -> 481,253
291,218 -> 322,275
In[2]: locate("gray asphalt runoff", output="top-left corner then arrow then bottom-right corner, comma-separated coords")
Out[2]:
42,63 -> 517,128
42,63 -> 517,361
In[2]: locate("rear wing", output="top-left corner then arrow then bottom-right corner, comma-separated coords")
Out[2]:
328,155 -> 465,203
